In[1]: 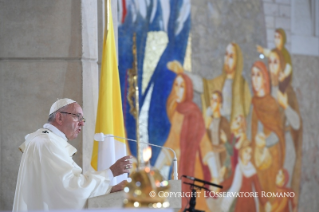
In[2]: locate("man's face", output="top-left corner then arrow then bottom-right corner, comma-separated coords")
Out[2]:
269,52 -> 280,86
59,103 -> 85,140
224,44 -> 237,74
210,93 -> 221,113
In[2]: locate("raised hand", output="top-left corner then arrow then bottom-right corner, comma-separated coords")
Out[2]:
110,155 -> 133,177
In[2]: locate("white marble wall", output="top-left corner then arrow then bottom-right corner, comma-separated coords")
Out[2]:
262,0 -> 291,51
291,0 -> 319,56
291,54 -> 319,212
0,0 -> 105,210
261,0 -> 319,56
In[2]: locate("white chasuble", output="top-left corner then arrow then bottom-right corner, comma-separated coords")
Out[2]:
13,126 -> 113,211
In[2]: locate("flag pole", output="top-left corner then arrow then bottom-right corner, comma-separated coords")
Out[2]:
104,0 -> 110,40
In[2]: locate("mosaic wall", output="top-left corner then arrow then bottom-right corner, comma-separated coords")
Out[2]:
118,0 -> 319,211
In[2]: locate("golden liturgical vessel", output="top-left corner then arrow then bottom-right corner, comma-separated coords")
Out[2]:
124,34 -> 170,208
123,147 -> 170,208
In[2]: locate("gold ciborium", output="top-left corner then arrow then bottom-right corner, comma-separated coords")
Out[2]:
123,147 -> 170,208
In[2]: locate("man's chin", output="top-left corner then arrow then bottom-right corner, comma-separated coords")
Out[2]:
69,133 -> 79,140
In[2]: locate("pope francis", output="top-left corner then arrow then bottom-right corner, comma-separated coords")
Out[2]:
13,98 -> 132,211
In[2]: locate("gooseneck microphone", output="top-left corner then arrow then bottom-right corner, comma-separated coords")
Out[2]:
182,175 -> 223,189
94,133 -> 178,180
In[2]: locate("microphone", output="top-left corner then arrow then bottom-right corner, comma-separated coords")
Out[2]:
94,133 -> 178,180
182,175 -> 223,189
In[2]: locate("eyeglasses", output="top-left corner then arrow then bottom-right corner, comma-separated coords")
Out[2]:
60,112 -> 86,122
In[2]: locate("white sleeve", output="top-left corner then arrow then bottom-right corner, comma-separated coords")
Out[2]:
87,165 -> 114,181
14,136 -> 113,211
106,169 -> 114,179
83,168 -> 114,198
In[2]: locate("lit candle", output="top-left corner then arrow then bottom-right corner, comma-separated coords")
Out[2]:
143,146 -> 152,171
143,146 -> 152,162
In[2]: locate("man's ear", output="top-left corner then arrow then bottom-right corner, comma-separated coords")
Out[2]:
55,112 -> 63,125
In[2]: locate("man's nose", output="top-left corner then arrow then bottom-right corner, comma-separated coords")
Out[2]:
79,121 -> 85,126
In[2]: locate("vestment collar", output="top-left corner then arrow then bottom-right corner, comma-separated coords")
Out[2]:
43,123 -> 67,141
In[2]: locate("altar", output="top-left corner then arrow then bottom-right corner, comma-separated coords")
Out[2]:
87,180 -> 181,209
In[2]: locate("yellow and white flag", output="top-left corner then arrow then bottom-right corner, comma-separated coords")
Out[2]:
91,0 -> 127,185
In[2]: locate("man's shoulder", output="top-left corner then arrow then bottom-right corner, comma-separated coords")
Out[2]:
20,128 -> 55,152
27,128 -> 52,140
24,128 -> 76,157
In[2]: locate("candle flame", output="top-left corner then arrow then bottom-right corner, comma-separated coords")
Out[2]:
143,146 -> 152,162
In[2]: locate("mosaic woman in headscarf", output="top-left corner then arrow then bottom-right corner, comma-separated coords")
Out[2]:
268,48 -> 303,208
250,61 -> 285,209
154,61 -> 215,211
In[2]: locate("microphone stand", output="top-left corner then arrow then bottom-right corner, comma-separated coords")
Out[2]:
182,175 -> 223,212
183,182 -> 209,212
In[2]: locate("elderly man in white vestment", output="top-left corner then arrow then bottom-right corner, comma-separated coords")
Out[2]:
13,98 -> 132,211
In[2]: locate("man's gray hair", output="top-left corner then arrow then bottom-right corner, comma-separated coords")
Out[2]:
47,105 -> 68,123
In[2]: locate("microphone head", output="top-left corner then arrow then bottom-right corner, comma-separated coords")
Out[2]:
94,133 -> 106,141
182,175 -> 194,180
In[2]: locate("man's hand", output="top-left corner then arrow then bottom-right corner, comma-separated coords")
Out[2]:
111,180 -> 127,193
110,155 -> 133,177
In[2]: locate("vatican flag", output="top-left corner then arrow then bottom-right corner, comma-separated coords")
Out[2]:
91,0 -> 127,185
